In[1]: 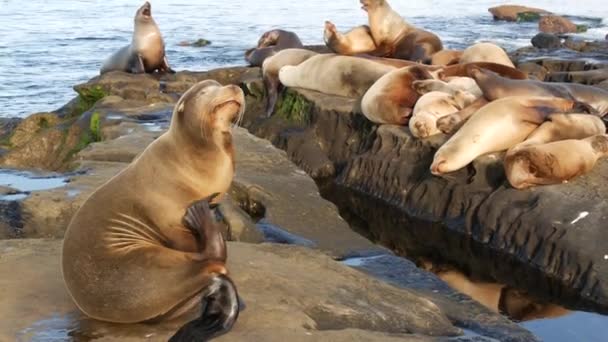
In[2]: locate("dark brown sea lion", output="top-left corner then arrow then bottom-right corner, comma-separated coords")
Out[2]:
62,80 -> 245,340
245,29 -> 304,67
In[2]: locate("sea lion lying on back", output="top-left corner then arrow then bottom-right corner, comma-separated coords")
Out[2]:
100,2 -> 174,75
245,29 -> 304,67
62,80 -> 245,340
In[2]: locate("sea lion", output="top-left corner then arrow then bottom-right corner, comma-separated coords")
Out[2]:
361,65 -> 434,125
459,42 -> 515,67
504,134 -> 608,189
262,48 -> 319,116
430,96 -> 578,175
512,113 -> 606,149
413,76 -> 482,97
435,97 -> 489,135
245,29 -> 304,67
100,2 -> 174,75
439,62 -> 527,80
431,49 -> 463,66
360,0 -> 443,62
470,67 -> 608,115
278,54 -> 395,98
409,90 -> 476,138
324,21 -> 377,55
62,80 -> 245,340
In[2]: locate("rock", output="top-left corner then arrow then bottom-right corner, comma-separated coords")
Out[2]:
516,12 -> 541,22
564,37 -> 587,51
240,83 -> 608,314
0,117 -> 22,145
516,62 -> 548,81
545,68 -> 608,85
539,15 -> 578,34
488,5 -> 550,21
217,197 -> 265,243
178,38 -> 211,47
597,80 -> 608,91
531,33 -> 562,49
0,239 -> 472,341
576,24 -> 588,33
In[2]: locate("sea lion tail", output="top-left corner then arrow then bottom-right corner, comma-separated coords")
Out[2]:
169,274 -> 240,342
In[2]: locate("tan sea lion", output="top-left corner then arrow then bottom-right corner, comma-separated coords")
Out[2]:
435,97 -> 489,135
512,113 -> 606,149
413,76 -> 482,97
430,96 -> 578,175
459,42 -> 515,67
439,62 -> 527,80
505,134 -> 608,189
62,80 -> 245,340
262,48 -> 319,116
324,21 -> 377,55
245,29 -> 304,67
360,0 -> 443,62
470,67 -> 608,115
409,90 -> 476,138
361,65 -> 434,125
100,2 -> 174,75
278,54 -> 395,98
431,49 -> 463,66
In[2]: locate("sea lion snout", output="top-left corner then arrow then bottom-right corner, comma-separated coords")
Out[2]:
430,157 -> 447,175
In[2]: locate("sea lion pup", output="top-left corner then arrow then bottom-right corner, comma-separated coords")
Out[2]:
435,97 -> 489,135
413,76 -> 482,97
430,96 -> 578,175
504,135 -> 608,189
459,42 -> 515,67
324,21 -> 377,55
62,80 -> 244,339
409,90 -> 476,138
470,67 -> 608,115
245,29 -> 304,67
360,0 -> 443,62
262,48 -> 319,116
361,65 -> 434,125
100,2 -> 174,75
431,49 -> 463,66
278,54 -> 395,98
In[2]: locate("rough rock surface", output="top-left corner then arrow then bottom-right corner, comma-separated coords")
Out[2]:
539,15 -> 578,34
240,80 -> 608,315
531,32 -> 562,50
0,239 -> 473,342
488,5 -> 550,21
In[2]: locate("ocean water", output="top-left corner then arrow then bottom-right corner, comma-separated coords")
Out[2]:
0,0 -> 607,118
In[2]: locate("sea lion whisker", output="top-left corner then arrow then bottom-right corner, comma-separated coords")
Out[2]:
115,213 -> 168,242
109,219 -> 161,242
106,224 -> 160,245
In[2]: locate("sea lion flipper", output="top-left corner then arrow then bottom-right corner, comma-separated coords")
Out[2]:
129,54 -> 146,74
183,195 -> 227,261
169,274 -> 240,342
162,56 -> 176,74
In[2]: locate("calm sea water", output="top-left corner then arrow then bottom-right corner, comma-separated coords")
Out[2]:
0,0 -> 607,118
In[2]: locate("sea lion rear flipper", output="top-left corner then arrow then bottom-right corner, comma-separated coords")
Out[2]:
183,193 -> 226,260
169,274 -> 240,342
162,56 -> 176,74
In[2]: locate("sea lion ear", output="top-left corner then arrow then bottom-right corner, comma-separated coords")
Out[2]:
175,100 -> 186,117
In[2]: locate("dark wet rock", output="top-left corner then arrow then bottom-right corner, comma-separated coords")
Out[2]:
546,68 -> 608,85
0,200 -> 23,239
238,82 -> 608,315
531,33 -> 562,49
488,5 -> 550,22
1,239 -> 474,342
539,15 -> 578,34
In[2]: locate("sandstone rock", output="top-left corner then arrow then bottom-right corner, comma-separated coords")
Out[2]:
516,62 -> 548,81
531,33 -> 562,49
545,68 -> 608,85
539,15 -> 578,34
597,79 -> 608,91
488,5 -> 550,21
564,37 -> 588,51
0,239 -> 474,341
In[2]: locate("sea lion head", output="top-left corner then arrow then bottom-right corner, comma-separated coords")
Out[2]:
170,80 -> 245,146
360,0 -> 384,12
135,1 -> 153,23
409,114 -> 437,139
589,134 -> 608,156
258,30 -> 281,48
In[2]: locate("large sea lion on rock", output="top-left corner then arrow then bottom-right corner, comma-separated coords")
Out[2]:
245,29 -> 304,67
100,2 -> 174,75
324,21 -> 377,56
505,135 -> 608,189
470,67 -> 608,115
459,42 -> 515,67
62,80 -> 245,340
430,96 -> 579,175
361,0 -> 443,62
278,54 -> 395,98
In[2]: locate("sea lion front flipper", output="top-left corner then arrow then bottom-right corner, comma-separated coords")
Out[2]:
129,54 -> 146,74
183,194 -> 226,261
162,56 -> 176,74
169,274 -> 240,342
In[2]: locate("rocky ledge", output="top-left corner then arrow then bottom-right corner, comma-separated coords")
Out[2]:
0,68 -> 538,341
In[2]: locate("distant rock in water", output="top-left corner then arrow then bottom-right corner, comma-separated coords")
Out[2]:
488,5 -> 550,22
516,11 -> 541,22
539,15 -> 578,34
531,32 -> 562,49
178,39 -> 211,47
564,37 -> 587,51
